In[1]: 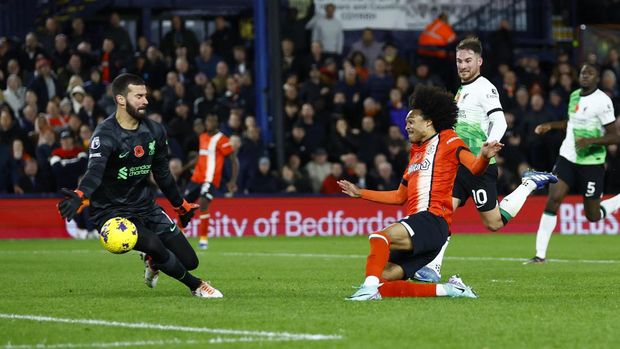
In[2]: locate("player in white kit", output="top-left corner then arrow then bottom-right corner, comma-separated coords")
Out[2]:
525,63 -> 620,263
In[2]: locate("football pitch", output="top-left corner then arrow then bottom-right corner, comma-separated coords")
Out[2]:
1,234 -> 619,348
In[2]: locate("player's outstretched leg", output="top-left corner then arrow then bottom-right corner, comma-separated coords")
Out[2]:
378,275 -> 477,299
347,231 -> 391,301
499,170 -> 557,224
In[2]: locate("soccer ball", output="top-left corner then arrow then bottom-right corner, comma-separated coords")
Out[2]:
99,217 -> 138,254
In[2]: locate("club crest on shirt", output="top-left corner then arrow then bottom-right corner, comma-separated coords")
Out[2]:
134,145 -> 144,158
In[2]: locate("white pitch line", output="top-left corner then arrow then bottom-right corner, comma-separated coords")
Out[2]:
217,252 -> 620,264
0,314 -> 342,342
2,339 -> 205,349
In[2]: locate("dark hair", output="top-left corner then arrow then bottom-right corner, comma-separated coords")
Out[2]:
408,85 -> 458,132
580,62 -> 601,75
456,36 -> 483,56
111,73 -> 145,100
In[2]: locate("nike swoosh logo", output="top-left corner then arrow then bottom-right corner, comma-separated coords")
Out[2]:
170,224 -> 176,231
119,152 -> 130,158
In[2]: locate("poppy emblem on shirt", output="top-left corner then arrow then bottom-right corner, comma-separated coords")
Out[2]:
134,145 -> 144,158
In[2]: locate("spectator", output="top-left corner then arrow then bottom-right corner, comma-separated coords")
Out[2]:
366,57 -> 394,105
320,162 -> 345,194
248,156 -> 279,194
306,3 -> 344,57
357,115 -> 388,167
194,81 -> 218,117
328,117 -> 358,160
19,104 -> 37,133
15,158 -> 52,193
212,61 -> 230,95
160,16 -> 199,59
39,17 -> 60,54
174,56 -> 195,86
0,109 -> 27,147
348,28 -> 383,70
69,18 -> 88,50
282,38 -> 303,79
299,64 -> 329,105
217,77 -> 246,119
303,41 -> 326,77
0,143 -> 15,193
417,12 -> 456,88
144,46 -> 168,89
231,46 -> 249,75
3,74 -> 26,117
387,88 -> 408,137
278,164 -> 312,194
20,32 -> 47,73
603,48 -> 620,80
361,97 -> 389,133
28,58 -> 61,112
220,109 -> 243,136
352,161 -> 373,190
386,138 -> 408,177
305,147 -> 331,192
237,125 -> 265,192
520,93 -> 558,171
409,62 -> 444,88
499,69 -> 519,111
99,38 -> 124,84
78,123 -> 93,150
168,157 -> 189,193
298,103 -> 326,152
195,41 -> 221,79
383,42 -> 411,77
210,16 -> 239,63
373,161 -> 399,191
350,51 -> 369,82
168,101 -> 194,147
49,129 -> 87,190
285,125 -> 311,165
51,34 -> 71,71
83,68 -> 105,102
104,12 -> 133,56
58,54 -> 88,93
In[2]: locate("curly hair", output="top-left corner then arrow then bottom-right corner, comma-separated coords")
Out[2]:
408,85 -> 458,132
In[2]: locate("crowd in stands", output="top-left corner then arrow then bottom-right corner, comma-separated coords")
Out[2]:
1,3 -> 620,199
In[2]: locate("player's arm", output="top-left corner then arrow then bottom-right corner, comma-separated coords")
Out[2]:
59,130 -> 113,220
576,122 -> 620,149
338,180 -> 407,205
457,141 -> 503,175
535,120 -> 568,134
481,84 -> 507,143
151,126 -> 197,227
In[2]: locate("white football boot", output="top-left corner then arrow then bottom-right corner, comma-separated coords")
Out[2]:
192,281 -> 223,298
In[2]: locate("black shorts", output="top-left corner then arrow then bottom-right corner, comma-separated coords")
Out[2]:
94,205 -> 181,237
452,164 -> 499,212
389,211 -> 449,280
184,180 -> 215,202
553,156 -> 605,198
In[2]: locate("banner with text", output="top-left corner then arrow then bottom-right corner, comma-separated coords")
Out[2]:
0,196 -> 618,239
312,0 -> 487,31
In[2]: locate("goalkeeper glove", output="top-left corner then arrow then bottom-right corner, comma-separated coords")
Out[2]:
174,199 -> 199,228
58,188 -> 88,221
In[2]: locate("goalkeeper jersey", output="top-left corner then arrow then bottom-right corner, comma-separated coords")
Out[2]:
559,89 -> 616,165
454,75 -> 504,165
78,115 -> 183,221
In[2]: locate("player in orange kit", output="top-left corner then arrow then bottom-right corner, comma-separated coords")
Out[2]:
338,85 -> 502,300
185,113 -> 239,249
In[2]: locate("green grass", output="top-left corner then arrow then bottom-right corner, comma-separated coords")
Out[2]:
1,234 -> 620,348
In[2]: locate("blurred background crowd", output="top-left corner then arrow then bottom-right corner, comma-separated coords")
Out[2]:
1,0 -> 620,198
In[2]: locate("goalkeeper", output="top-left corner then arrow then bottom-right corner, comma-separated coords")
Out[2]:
57,73 -> 222,298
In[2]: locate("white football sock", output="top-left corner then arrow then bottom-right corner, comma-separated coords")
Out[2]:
363,276 -> 380,287
601,194 -> 620,216
499,180 -> 537,220
535,212 -> 557,259
435,284 -> 448,296
424,236 -> 451,275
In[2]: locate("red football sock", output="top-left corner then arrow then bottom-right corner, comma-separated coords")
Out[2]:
379,280 -> 437,297
198,212 -> 210,240
365,232 -> 391,279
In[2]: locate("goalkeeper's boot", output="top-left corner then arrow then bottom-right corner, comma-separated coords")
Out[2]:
523,256 -> 546,264
413,266 -> 441,283
192,281 -> 223,298
141,253 -> 159,288
198,238 -> 209,250
522,170 -> 558,190
444,275 -> 478,298
346,284 -> 382,301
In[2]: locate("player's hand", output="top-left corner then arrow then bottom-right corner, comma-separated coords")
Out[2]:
575,137 -> 591,150
57,189 -> 87,221
337,180 -> 361,198
174,199 -> 199,228
480,141 -> 504,159
535,123 -> 551,135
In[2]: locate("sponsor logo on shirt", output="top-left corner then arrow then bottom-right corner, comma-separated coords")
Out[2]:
407,159 -> 430,174
89,153 -> 102,158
